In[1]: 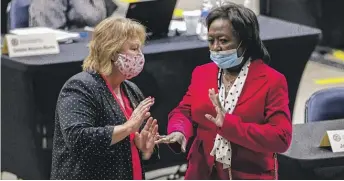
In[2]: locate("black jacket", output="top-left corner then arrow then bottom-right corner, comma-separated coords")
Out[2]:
51,71 -> 158,179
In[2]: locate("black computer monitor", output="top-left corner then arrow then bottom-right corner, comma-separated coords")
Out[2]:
126,0 -> 177,39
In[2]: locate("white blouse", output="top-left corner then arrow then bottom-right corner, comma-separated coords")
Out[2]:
210,60 -> 251,171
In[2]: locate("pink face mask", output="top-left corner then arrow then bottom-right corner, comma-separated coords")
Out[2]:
114,52 -> 145,80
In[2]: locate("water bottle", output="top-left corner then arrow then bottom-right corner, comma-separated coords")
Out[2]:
198,0 -> 214,40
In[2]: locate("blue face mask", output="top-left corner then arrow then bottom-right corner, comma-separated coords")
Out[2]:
210,42 -> 245,69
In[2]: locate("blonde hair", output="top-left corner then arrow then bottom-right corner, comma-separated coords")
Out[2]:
82,17 -> 146,75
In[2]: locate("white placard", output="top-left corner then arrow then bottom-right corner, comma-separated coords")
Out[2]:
320,130 -> 344,153
5,33 -> 60,58
327,130 -> 344,153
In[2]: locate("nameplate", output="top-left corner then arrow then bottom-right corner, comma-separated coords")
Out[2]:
2,33 -> 60,58
320,130 -> 344,152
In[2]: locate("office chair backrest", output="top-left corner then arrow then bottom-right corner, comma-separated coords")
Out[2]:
7,0 -> 30,30
305,87 -> 344,123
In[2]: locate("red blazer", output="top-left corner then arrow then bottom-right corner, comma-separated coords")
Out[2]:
167,59 -> 292,180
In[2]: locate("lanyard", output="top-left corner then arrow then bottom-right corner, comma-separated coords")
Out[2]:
101,74 -> 130,120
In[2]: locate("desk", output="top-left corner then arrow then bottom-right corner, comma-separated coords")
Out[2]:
145,120 -> 344,180
1,16 -> 321,179
279,120 -> 344,179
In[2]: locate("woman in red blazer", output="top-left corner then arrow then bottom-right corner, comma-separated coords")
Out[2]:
156,3 -> 292,180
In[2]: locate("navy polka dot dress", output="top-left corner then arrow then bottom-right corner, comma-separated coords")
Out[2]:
51,71 -> 159,179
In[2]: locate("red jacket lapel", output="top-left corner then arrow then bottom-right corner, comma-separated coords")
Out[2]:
237,59 -> 267,106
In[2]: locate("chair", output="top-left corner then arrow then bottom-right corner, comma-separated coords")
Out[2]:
305,87 -> 344,123
7,0 -> 30,31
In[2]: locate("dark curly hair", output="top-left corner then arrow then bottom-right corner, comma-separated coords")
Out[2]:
206,3 -> 270,63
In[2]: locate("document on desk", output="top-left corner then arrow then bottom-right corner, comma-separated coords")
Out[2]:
10,27 -> 80,43
169,20 -> 187,32
320,130 -> 344,153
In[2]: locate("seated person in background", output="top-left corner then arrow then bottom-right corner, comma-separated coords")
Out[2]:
29,0 -> 117,29
51,17 -> 159,179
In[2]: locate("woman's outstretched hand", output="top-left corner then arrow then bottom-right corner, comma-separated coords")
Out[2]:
155,132 -> 187,153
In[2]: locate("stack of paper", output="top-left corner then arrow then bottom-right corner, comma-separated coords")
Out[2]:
10,27 -> 80,42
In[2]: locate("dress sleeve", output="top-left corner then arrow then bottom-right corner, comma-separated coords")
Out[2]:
167,67 -> 198,150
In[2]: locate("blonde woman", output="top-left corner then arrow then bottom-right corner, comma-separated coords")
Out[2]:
51,17 -> 159,180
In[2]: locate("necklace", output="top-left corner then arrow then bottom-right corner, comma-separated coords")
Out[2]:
222,73 -> 237,90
